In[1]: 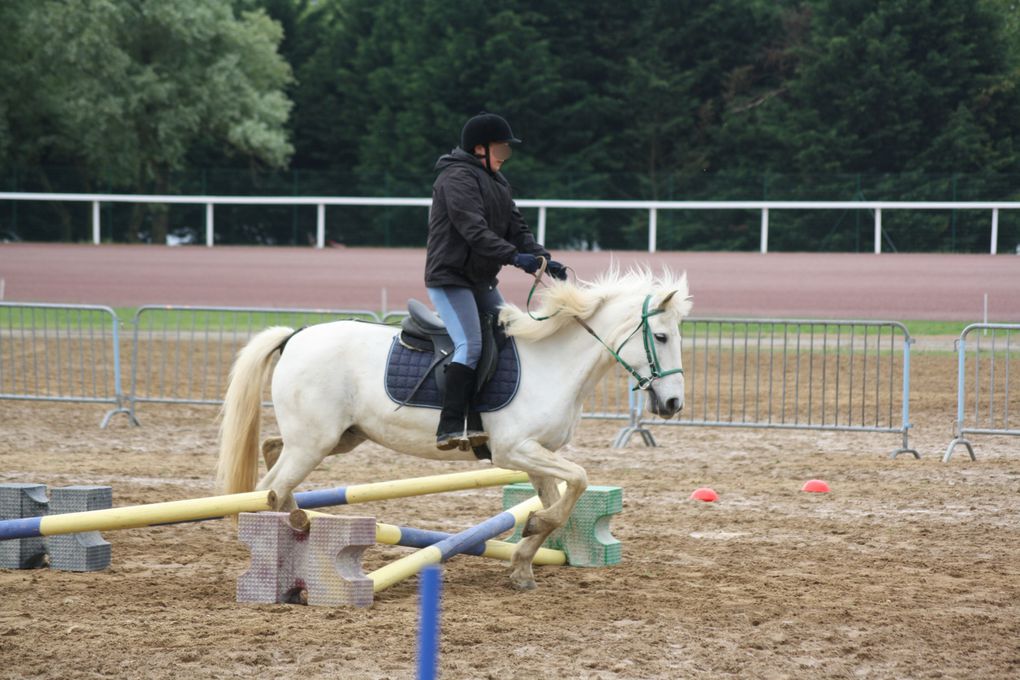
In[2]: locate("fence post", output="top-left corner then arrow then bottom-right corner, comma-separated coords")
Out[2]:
537,205 -> 547,245
316,203 -> 325,249
874,208 -> 882,254
205,203 -> 214,247
891,332 -> 919,459
944,331 -> 977,462
100,307 -> 138,428
990,208 -> 999,255
760,207 -> 769,254
92,201 -> 100,245
648,208 -> 657,253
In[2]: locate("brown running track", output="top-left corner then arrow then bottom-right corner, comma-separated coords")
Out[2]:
0,243 -> 1017,320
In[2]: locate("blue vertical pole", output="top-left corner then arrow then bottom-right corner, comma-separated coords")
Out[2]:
417,564 -> 442,680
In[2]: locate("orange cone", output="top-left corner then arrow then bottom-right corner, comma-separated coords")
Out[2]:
801,479 -> 830,493
689,487 -> 719,502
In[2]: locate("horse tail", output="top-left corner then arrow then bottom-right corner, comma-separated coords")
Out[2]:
216,326 -> 295,496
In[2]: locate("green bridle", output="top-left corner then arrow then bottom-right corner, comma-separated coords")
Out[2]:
575,294 -> 684,391
526,268 -> 683,391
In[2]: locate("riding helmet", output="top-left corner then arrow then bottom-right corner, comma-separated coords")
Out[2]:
460,113 -> 522,151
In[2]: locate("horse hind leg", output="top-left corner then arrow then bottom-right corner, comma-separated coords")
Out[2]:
256,444 -> 329,512
330,428 -> 367,456
261,429 -> 365,471
262,437 -> 285,471
257,428 -> 365,511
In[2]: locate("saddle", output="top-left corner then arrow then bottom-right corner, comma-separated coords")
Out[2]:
390,299 -> 517,461
398,299 -> 505,397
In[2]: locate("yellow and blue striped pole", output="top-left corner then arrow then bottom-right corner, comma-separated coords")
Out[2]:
292,509 -> 566,566
369,483 -> 564,593
0,468 -> 525,542
0,490 -> 277,541
294,467 -> 528,509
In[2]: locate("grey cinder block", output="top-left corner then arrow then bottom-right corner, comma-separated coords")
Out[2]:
45,486 -> 112,572
0,484 -> 49,569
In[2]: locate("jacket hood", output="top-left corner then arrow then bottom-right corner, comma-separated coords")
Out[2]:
434,147 -> 484,173
434,147 -> 509,184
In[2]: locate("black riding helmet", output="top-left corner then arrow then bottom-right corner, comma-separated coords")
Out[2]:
460,113 -> 520,172
460,112 -> 521,150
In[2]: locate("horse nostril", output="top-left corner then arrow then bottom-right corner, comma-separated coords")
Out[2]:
666,397 -> 681,413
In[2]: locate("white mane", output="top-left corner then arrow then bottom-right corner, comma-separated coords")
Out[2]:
499,265 -> 692,342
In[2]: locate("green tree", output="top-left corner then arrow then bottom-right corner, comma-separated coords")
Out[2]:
3,0 -> 293,241
716,0 -> 1020,251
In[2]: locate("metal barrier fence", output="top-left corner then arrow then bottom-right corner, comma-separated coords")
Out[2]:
944,323 -> 1020,462
0,304 -> 917,457
0,302 -> 131,427
128,306 -> 380,422
613,318 -> 918,457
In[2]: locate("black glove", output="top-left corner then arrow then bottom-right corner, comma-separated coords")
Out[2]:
512,253 -> 541,274
546,260 -> 568,280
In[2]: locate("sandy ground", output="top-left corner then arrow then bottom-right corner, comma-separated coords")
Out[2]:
1,246 -> 1018,678
1,347 -> 1018,680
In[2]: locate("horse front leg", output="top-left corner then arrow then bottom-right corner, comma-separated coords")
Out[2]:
500,440 -> 587,590
527,473 -> 561,514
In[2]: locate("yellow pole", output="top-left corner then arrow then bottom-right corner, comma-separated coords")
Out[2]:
38,490 -> 276,537
342,468 -> 529,504
369,486 -> 559,593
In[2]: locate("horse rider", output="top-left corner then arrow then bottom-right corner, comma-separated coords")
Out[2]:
425,112 -> 567,451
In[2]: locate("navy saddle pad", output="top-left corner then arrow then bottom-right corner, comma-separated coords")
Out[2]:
384,336 -> 520,411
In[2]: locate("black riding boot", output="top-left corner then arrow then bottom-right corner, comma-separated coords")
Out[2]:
436,362 -> 489,451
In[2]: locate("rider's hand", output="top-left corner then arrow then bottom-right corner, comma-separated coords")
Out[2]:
546,260 -> 568,281
512,253 -> 541,274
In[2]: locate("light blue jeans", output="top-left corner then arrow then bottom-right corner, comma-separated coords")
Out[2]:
426,285 -> 505,368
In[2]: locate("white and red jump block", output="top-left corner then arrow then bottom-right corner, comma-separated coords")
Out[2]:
0,483 -> 112,571
236,512 -> 376,608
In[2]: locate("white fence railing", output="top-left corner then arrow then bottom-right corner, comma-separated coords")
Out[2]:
1,192 -> 1016,254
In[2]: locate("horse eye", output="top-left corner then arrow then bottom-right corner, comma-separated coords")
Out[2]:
654,333 -> 667,343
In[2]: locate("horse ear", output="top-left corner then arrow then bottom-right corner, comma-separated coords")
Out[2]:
656,290 -> 678,311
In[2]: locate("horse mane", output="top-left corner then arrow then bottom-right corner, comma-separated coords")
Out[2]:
499,265 -> 692,342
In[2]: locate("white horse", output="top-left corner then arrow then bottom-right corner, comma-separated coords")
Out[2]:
216,266 -> 691,590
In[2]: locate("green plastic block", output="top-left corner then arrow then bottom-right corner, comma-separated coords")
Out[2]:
502,484 -> 622,567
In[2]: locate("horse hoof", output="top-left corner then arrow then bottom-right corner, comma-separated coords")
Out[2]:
510,576 -> 538,591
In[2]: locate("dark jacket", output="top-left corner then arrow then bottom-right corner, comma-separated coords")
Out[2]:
425,148 -> 549,289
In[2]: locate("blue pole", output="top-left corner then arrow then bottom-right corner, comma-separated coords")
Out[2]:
417,564 -> 442,680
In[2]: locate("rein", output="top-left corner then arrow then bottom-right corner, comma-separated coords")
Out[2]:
524,259 -> 683,391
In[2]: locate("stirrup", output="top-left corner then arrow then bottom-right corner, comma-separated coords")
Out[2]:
463,429 -> 489,449
436,429 -> 489,452
436,432 -> 462,451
